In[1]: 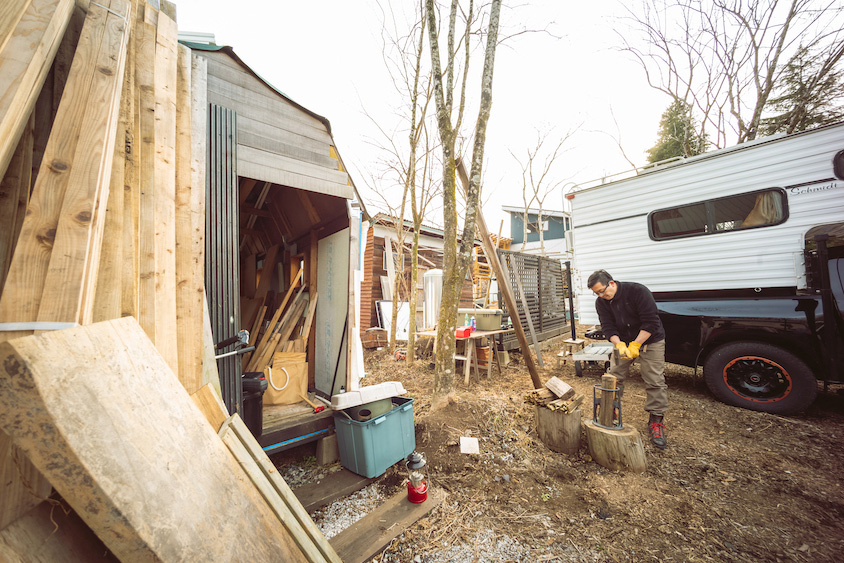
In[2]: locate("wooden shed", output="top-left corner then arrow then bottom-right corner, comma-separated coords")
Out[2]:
184,41 -> 364,451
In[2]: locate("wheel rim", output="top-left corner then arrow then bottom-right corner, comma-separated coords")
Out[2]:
722,355 -> 792,403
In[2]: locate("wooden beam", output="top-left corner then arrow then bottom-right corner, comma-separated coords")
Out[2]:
0,0 -> 75,182
0,317 -> 309,561
136,19 -> 156,341
456,158 -> 541,388
242,206 -> 273,218
329,487 -> 446,563
296,189 -> 321,224
174,43 -> 204,394
0,111 -> 33,298
151,10 -> 179,373
225,415 -> 341,563
121,7 -> 139,319
0,0 -> 125,341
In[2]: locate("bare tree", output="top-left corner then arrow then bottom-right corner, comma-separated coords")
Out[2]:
510,127 -> 575,257
425,0 -> 503,399
619,0 -> 844,147
367,1 -> 442,361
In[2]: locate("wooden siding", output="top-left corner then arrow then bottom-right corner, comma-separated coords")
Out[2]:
359,228 -> 473,334
197,50 -> 353,200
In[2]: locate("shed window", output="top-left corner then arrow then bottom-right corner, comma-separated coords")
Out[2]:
649,188 -> 787,240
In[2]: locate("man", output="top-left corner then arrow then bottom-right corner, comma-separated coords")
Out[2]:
587,270 -> 668,449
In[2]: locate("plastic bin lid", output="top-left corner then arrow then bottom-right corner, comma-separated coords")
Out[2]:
331,381 -> 408,410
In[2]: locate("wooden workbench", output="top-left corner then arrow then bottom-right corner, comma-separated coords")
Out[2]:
417,328 -> 513,385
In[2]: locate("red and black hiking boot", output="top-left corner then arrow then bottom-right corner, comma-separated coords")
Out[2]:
648,414 -> 667,449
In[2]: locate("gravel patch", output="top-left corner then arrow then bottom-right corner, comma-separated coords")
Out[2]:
312,483 -> 386,539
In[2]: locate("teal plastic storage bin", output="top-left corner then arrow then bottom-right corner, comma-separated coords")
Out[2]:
334,396 -> 416,478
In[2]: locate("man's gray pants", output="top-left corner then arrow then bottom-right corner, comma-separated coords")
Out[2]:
609,339 -> 668,415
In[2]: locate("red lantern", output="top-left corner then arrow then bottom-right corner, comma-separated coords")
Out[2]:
405,451 -> 428,503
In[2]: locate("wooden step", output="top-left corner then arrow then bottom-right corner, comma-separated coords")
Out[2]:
293,468 -> 375,513
329,487 -> 445,563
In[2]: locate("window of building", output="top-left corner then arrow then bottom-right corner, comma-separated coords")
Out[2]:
382,247 -> 404,272
648,188 -> 788,240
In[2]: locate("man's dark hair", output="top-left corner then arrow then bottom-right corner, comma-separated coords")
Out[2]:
587,270 -> 613,289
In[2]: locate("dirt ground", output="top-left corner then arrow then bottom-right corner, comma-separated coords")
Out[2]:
283,330 -> 844,562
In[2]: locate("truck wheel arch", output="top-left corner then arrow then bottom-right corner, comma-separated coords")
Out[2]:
702,341 -> 818,414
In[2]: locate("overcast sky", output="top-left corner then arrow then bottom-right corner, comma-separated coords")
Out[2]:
173,0 -> 668,237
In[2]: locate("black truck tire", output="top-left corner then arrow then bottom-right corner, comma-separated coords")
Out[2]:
703,342 -> 818,415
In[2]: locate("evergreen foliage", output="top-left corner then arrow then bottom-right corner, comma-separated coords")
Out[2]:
646,100 -> 707,163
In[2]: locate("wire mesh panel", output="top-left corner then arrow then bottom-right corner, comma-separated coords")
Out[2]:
497,250 -> 570,351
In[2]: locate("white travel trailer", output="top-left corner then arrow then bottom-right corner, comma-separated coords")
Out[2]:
570,122 -> 844,324
568,122 -> 844,414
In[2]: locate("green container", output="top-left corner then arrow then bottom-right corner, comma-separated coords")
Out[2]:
334,397 -> 416,478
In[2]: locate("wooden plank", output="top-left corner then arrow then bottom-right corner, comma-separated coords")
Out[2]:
0,317 -> 308,561
293,467 -> 375,513
254,244 -> 280,301
121,8 -> 139,319
189,52 -> 208,379
190,383 -> 230,433
237,144 -> 351,186
174,43 -> 203,393
36,0 -> 131,327
246,268 -> 302,372
237,155 -> 352,200
92,16 -> 135,322
0,0 -> 114,341
0,0 -> 75,182
0,111 -> 33,297
544,376 -> 575,400
228,415 -> 342,563
329,487 -> 446,563
242,253 -> 257,297
151,10 -> 178,373
202,59 -> 329,134
136,20 -> 156,341
456,159 -> 541,388
299,291 -> 318,348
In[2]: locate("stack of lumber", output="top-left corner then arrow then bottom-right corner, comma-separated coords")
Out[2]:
243,267 -> 318,374
0,317 -> 339,561
525,376 -> 585,413
0,0 -> 220,550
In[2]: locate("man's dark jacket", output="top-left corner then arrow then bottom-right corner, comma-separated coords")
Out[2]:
594,281 -> 665,345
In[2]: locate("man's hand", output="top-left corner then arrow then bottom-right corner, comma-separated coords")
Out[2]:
615,341 -> 630,360
626,341 -> 641,359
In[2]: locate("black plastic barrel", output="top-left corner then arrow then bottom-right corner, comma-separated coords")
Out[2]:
241,372 -> 268,438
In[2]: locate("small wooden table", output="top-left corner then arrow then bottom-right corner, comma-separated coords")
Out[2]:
417,328 -> 513,385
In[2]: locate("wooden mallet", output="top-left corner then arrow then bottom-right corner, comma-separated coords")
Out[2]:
299,393 -> 325,413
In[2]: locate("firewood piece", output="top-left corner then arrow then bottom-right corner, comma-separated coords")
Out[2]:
544,376 -> 575,400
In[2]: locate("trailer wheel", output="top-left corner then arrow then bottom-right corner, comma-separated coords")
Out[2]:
703,342 -> 817,415
575,361 -> 583,377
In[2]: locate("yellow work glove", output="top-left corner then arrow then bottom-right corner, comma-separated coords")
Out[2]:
626,341 -> 641,359
615,341 -> 629,360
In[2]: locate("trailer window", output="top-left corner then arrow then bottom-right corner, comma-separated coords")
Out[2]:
648,188 -> 787,240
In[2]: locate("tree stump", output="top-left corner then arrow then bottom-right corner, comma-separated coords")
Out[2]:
535,406 -> 581,455
583,420 -> 647,473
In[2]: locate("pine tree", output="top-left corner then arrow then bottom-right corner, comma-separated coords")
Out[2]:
646,100 -> 707,163
760,45 -> 844,136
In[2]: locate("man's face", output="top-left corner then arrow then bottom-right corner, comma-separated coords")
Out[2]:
591,280 -> 617,301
